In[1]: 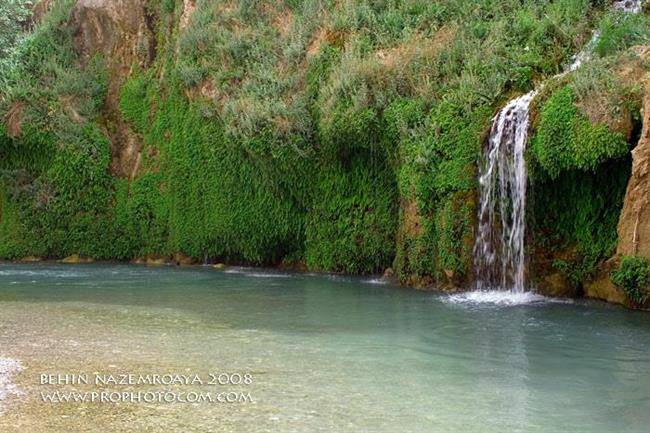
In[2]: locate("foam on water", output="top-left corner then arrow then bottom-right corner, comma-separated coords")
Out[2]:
0,269 -> 85,278
223,267 -> 292,278
0,357 -> 23,414
445,290 -> 563,306
614,0 -> 643,13
363,277 -> 389,285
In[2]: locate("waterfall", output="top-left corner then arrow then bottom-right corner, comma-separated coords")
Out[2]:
614,0 -> 643,13
567,30 -> 601,72
474,91 -> 535,292
472,1 -> 642,294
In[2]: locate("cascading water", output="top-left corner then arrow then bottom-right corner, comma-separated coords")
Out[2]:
473,92 -> 535,292
614,0 -> 643,13
471,1 -> 643,297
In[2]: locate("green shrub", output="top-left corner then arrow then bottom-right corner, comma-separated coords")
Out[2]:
528,51 -> 642,285
531,86 -> 628,179
0,0 -> 32,61
611,256 -> 650,305
595,11 -> 650,58
119,69 -> 153,133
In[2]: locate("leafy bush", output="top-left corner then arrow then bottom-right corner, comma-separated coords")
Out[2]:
529,73 -> 635,286
0,0 -> 32,60
611,256 -> 650,305
595,11 -> 650,57
0,0 -> 115,258
530,86 -> 629,179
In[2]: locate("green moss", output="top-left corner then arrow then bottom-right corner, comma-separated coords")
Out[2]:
0,184 -> 28,259
119,69 -> 153,133
530,86 -> 628,179
612,256 -> 650,305
529,78 -> 635,287
0,0 -> 114,259
531,162 -> 630,287
394,100 -> 489,284
306,156 -> 397,274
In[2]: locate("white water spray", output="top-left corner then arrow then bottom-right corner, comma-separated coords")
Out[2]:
614,0 -> 643,13
474,91 -> 535,292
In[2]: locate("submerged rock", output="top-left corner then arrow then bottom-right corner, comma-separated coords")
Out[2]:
538,273 -> 574,298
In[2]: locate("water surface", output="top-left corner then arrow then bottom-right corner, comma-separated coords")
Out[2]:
0,263 -> 649,432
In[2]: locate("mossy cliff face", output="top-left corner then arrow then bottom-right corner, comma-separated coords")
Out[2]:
527,43 -> 650,304
1,0 -> 649,304
618,47 -> 650,261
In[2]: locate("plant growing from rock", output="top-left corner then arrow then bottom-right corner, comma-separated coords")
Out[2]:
611,256 -> 650,306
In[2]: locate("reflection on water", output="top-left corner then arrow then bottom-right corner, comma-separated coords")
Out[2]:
0,263 -> 649,432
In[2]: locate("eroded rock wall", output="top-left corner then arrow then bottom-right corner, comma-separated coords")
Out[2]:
69,0 -> 155,177
617,76 -> 650,259
585,46 -> 650,306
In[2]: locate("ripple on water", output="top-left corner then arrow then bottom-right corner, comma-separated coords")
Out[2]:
362,277 -> 390,285
223,268 -> 292,278
0,357 -> 23,414
444,290 -> 572,306
0,269 -> 85,278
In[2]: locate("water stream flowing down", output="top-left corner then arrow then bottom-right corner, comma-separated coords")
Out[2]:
471,1 -> 642,299
614,0 -> 643,13
474,91 -> 535,293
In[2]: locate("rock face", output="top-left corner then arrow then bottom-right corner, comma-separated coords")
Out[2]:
71,0 -> 155,104
530,46 -> 650,305
584,46 -> 650,306
584,258 -> 627,305
584,274 -> 627,305
70,0 -> 156,177
618,78 -> 650,260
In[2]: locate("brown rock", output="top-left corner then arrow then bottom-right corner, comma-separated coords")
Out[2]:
69,0 -> 157,178
71,0 -> 156,103
617,53 -> 650,260
60,254 -> 94,264
20,256 -> 42,262
172,253 -> 195,266
4,101 -> 25,138
179,0 -> 196,32
584,274 -> 627,305
145,255 -> 167,266
31,0 -> 54,25
537,272 -> 574,297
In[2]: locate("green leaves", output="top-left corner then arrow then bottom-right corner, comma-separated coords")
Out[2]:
596,11 -> 650,57
612,256 -> 650,305
531,86 -> 628,179
0,0 -> 32,60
